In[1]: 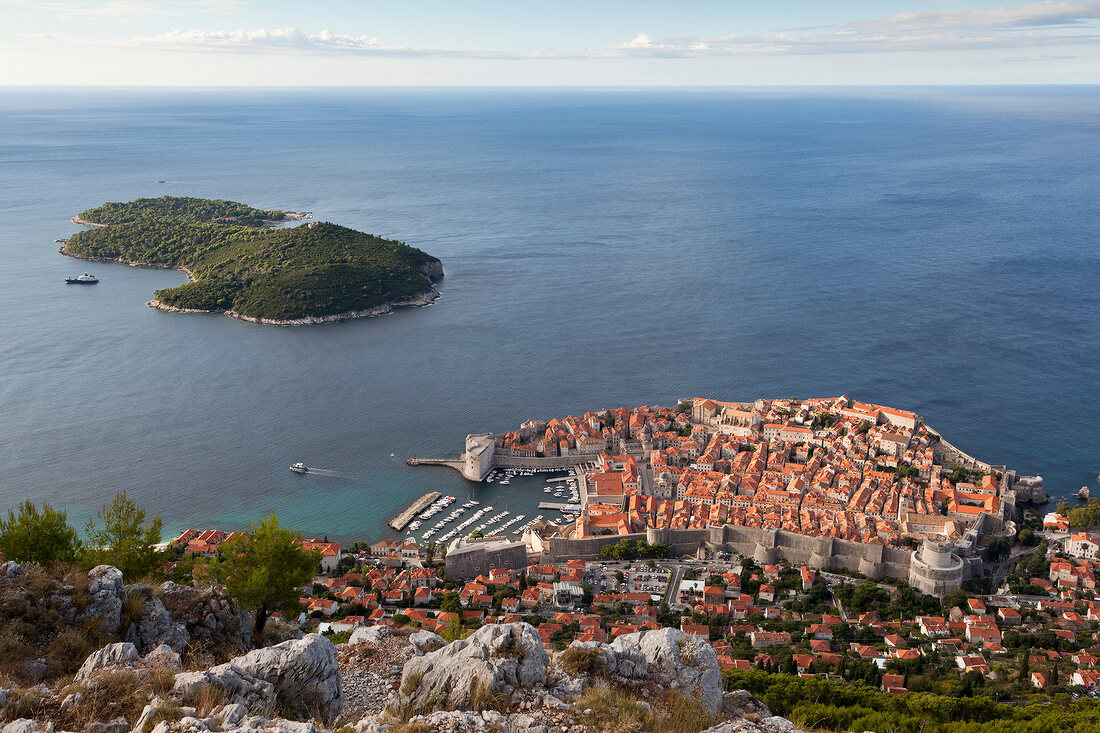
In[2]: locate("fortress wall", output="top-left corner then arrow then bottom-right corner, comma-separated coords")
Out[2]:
541,528 -> 705,561
707,524 -> 917,582
493,454 -> 597,469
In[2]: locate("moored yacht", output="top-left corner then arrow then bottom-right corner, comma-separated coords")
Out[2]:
65,272 -> 98,284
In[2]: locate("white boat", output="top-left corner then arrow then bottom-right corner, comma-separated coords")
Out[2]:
290,462 -> 309,474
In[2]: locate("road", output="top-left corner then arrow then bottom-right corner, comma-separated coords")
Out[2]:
663,563 -> 686,607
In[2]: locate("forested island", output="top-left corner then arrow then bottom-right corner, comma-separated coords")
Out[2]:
61,196 -> 444,324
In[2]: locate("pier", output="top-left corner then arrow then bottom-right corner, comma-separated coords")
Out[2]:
545,476 -> 575,483
389,491 -> 441,532
539,501 -> 572,510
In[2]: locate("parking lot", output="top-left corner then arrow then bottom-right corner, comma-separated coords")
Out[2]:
584,561 -> 671,597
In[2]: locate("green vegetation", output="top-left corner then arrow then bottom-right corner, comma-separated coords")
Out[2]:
0,501 -> 81,567
66,196 -> 442,321
724,669 -> 1100,732
598,537 -> 670,561
1068,498 -> 1100,529
84,491 -> 163,580
210,513 -> 319,636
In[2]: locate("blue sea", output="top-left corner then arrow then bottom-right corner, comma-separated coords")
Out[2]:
1,87 -> 1098,544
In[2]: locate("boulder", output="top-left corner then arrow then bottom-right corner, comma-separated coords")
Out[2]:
157,583 -> 253,652
699,718 -> 805,733
723,689 -> 771,719
349,625 -> 392,646
87,717 -> 129,733
76,642 -> 140,682
225,634 -> 342,723
2,561 -> 24,579
396,622 -> 548,716
88,566 -> 124,597
173,664 -> 276,716
143,644 -> 183,672
605,628 -> 722,715
1,721 -> 49,733
133,595 -> 188,653
408,630 -> 445,655
507,713 -> 550,733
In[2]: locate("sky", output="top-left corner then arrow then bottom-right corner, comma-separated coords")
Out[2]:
1,0 -> 1099,85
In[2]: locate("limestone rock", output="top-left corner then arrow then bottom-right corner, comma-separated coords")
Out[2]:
157,583 -> 253,652
396,622 -> 548,716
225,634 -> 342,723
349,626 -> 392,646
723,689 -> 771,719
85,566 -> 125,637
76,642 -> 140,682
144,644 -> 183,672
606,628 -> 722,715
136,595 -> 188,653
2,561 -> 24,579
408,630 -> 445,656
508,712 -> 550,733
701,718 -> 806,733
88,716 -> 129,733
88,566 -> 124,597
173,664 -> 276,716
1,720 -> 51,733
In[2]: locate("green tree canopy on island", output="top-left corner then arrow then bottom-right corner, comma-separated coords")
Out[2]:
0,500 -> 81,568
84,491 -> 162,580
214,513 -> 319,637
65,196 -> 443,322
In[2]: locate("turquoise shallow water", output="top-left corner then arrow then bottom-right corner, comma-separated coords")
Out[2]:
1,87 -> 1098,543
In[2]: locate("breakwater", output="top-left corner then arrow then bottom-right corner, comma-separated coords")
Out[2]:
389,491 -> 441,531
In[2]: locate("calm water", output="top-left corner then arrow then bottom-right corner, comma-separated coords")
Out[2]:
1,87 -> 1098,544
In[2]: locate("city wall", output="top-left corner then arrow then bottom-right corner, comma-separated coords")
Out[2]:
541,524 -> 914,581
541,529 -> 709,561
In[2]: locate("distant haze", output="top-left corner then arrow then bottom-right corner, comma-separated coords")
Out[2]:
1,1 -> 1099,85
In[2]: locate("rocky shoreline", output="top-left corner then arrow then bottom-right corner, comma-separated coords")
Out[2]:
147,287 -> 442,326
60,243 -> 442,326
59,244 -> 197,281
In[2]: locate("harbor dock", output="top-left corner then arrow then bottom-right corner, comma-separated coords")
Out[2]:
539,501 -> 571,510
389,491 -> 442,531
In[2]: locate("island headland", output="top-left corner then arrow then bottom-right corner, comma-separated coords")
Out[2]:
60,196 -> 444,325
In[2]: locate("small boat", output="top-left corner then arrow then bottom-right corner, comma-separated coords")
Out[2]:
290,462 -> 309,474
155,180 -> 166,183
65,272 -> 98,284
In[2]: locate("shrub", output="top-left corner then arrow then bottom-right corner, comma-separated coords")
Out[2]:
47,629 -> 93,677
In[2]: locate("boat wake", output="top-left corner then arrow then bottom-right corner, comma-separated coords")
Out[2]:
305,468 -> 345,477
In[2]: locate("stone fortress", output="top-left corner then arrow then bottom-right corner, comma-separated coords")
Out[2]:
434,398 -> 1045,596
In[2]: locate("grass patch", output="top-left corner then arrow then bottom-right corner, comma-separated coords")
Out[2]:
468,676 -> 507,713
560,646 -> 606,678
578,683 -> 714,733
401,668 -> 426,697
47,628 -> 94,677
141,704 -> 183,733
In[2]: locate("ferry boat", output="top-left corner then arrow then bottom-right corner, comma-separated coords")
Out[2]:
65,272 -> 98,284
290,462 -> 309,474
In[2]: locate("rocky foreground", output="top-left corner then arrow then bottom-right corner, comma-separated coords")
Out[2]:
0,561 -> 804,733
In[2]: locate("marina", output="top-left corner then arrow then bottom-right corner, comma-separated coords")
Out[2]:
388,491 -> 441,531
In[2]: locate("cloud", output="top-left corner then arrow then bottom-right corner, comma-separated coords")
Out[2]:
121,27 -> 383,53
0,0 -> 244,18
50,2 -> 1100,60
596,1 -> 1100,58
